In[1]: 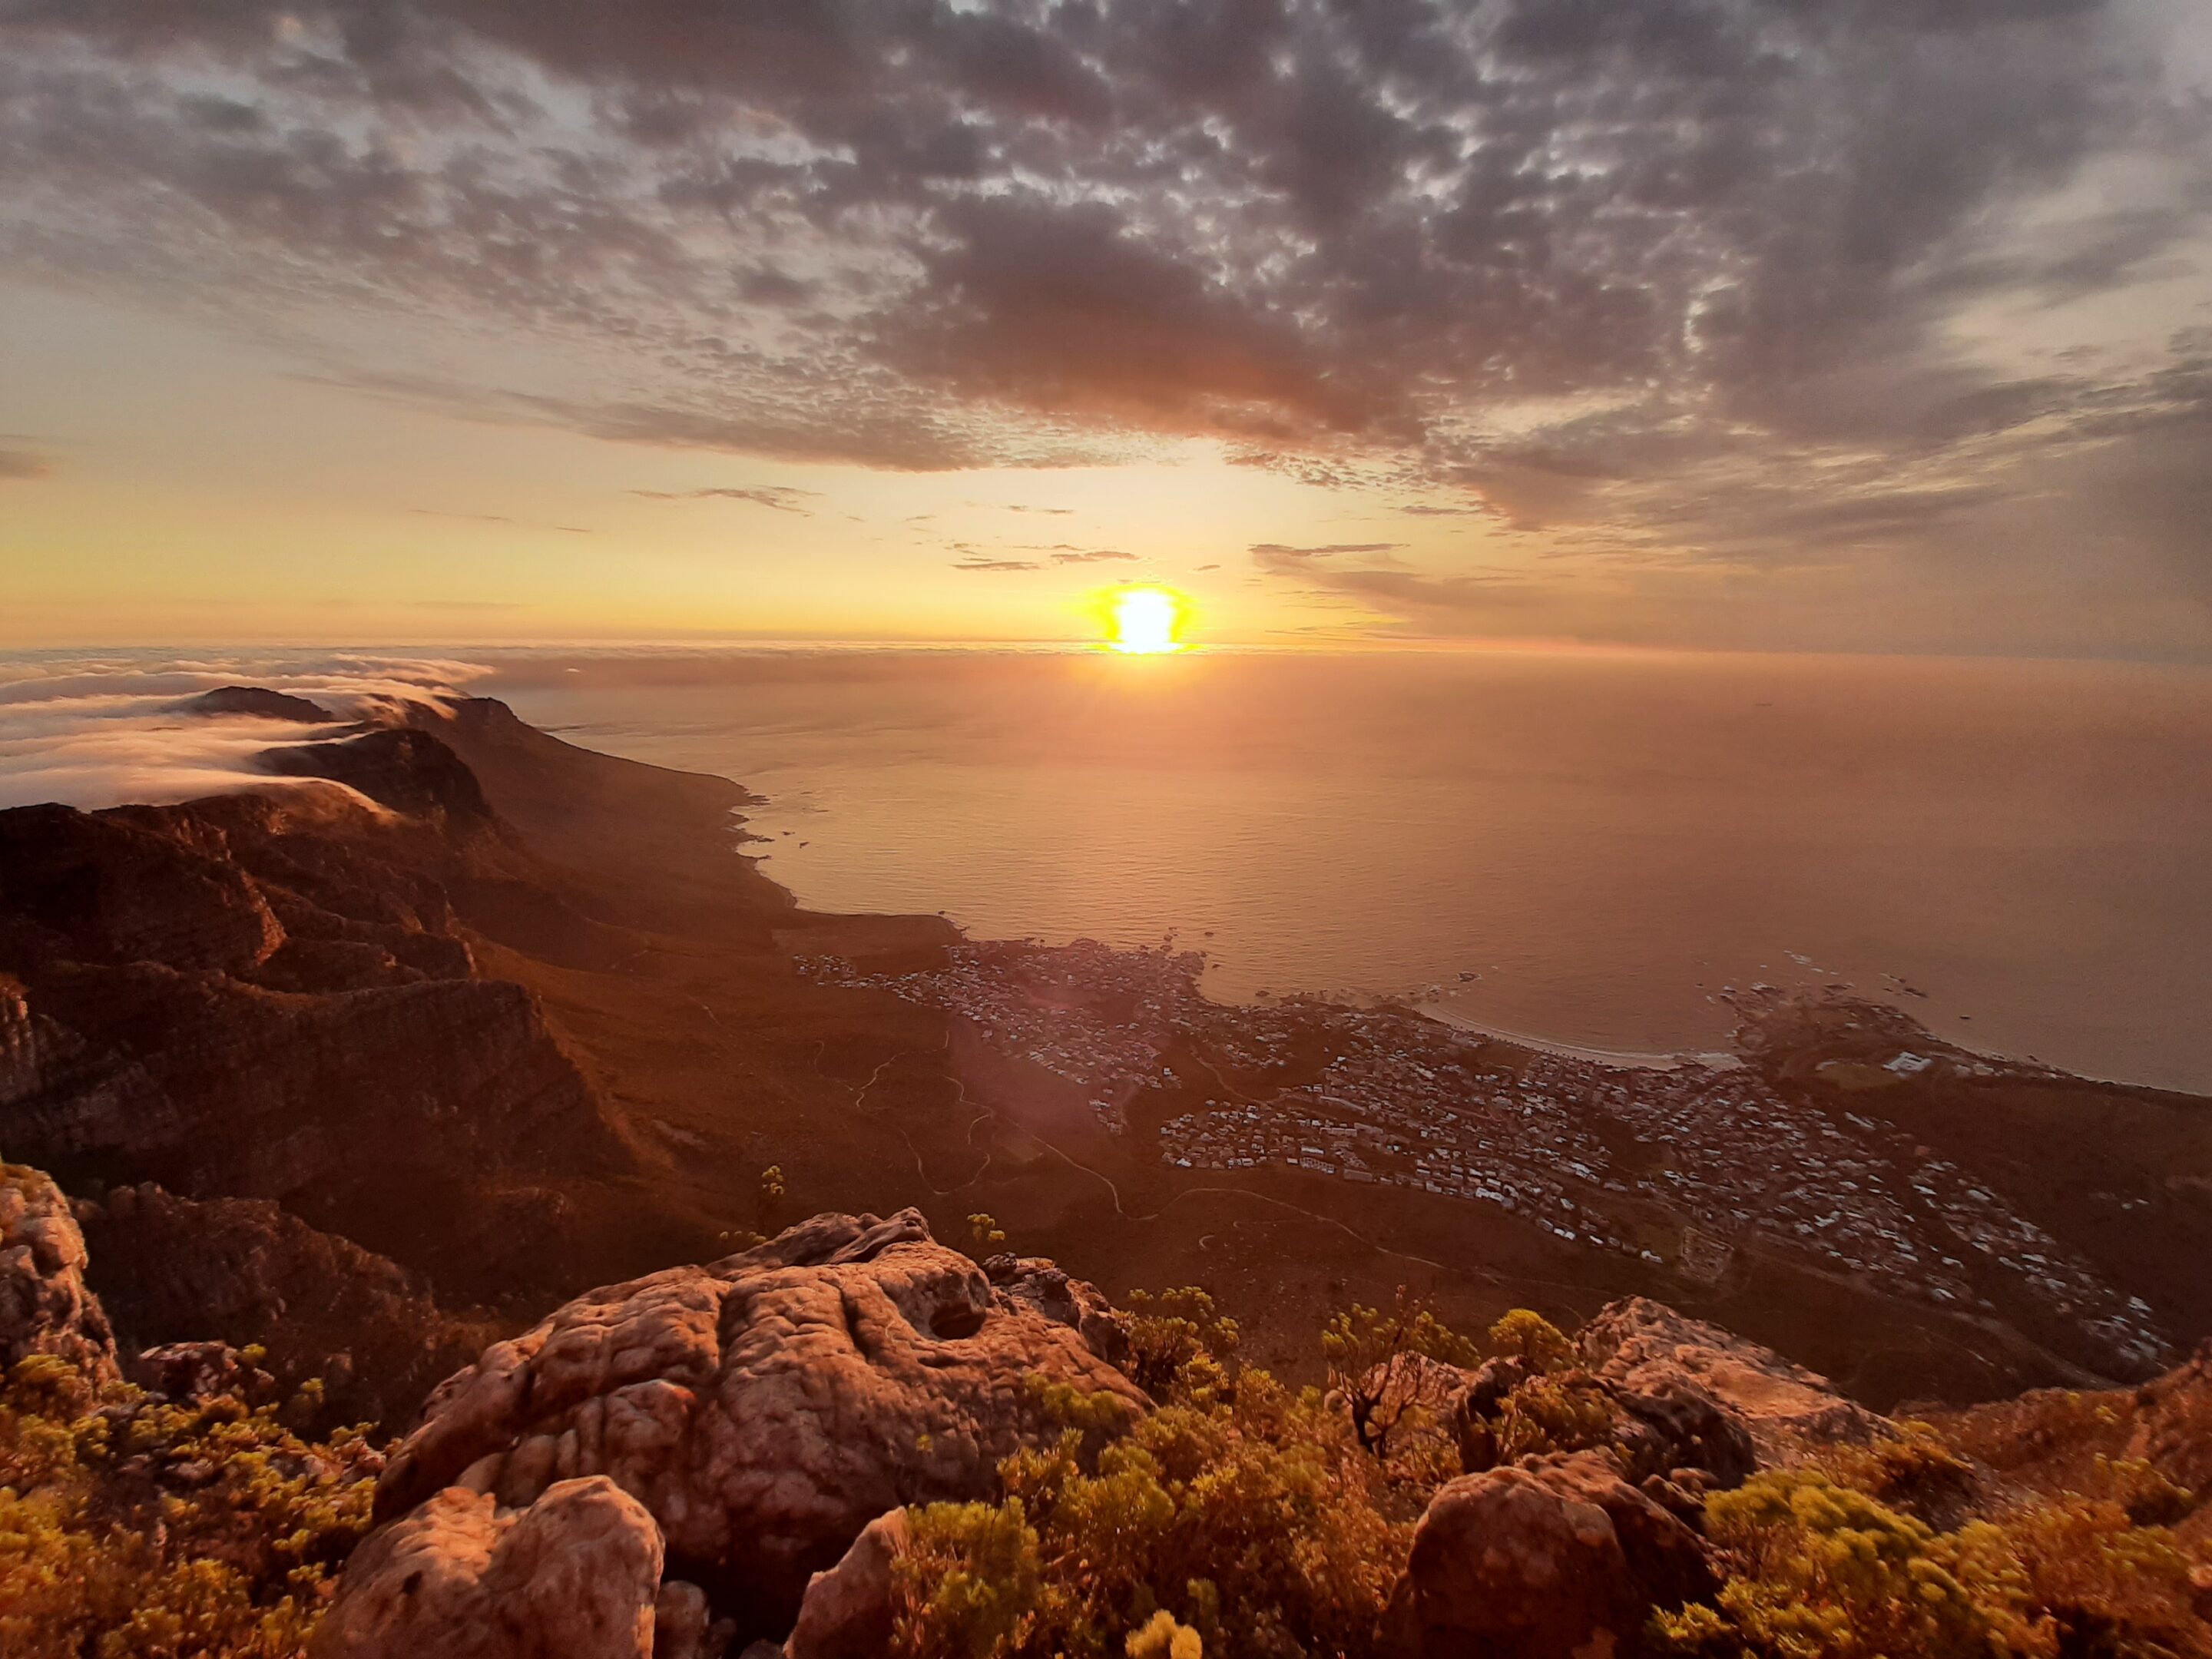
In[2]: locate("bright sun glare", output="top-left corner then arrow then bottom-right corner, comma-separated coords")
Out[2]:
1108,586 -> 1186,654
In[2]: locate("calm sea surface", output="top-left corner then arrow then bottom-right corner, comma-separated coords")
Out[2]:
477,649 -> 2212,1093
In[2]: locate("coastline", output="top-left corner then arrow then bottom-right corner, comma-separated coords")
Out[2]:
1414,1004 -> 1740,1071
6,683 -> 2207,1408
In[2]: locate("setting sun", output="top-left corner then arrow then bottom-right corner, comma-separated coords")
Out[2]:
1108,586 -> 1187,654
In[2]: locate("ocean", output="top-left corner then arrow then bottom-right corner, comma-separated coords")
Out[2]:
469,647 -> 2212,1094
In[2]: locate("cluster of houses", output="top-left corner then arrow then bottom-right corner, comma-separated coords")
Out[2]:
806,939 -> 2169,1375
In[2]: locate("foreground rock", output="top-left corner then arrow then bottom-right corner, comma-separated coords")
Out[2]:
783,1509 -> 912,1659
0,1161 -> 118,1382
1387,1449 -> 1716,1659
1579,1296 -> 1883,1455
311,1477 -> 676,1659
354,1208 -> 1141,1644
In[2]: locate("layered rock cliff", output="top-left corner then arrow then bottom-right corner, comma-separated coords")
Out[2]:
78,1181 -> 499,1426
0,721 -> 631,1307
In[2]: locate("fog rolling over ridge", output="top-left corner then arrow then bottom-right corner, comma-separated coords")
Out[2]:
462,647 -> 2212,1094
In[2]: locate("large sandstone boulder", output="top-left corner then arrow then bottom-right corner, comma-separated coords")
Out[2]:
368,1208 -> 1143,1639
1579,1297 -> 1882,1455
311,1477 -> 672,1659
0,1162 -> 118,1382
783,1508 -> 911,1659
1387,1450 -> 1717,1659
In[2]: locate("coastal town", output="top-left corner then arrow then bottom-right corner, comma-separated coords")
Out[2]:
808,939 -> 2170,1377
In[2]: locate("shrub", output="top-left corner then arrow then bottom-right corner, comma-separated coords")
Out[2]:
1485,1309 -> 1575,1373
1654,1465 -> 2212,1659
1125,1610 -> 1203,1658
893,1362 -> 1409,1659
1652,1468 -> 2037,1659
0,1353 -> 379,1659
1121,1289 -> 1240,1402
969,1214 -> 1008,1253
1816,1422 -> 1979,1526
1491,1373 -> 1618,1464
1322,1289 -> 1478,1457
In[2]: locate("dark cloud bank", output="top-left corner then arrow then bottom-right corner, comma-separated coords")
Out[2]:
2,0 -> 2208,651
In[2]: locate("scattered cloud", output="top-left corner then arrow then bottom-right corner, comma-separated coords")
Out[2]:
2,0 -> 2209,651
1249,542 -> 1406,560
409,508 -> 591,534
628,485 -> 820,514
0,448 -> 53,481
952,557 -> 1041,572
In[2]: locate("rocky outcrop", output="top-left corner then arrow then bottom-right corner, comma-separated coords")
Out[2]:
311,1478 -> 676,1659
1386,1450 -> 1716,1659
131,1338 -> 279,1403
0,1162 -> 118,1381
0,976 -> 39,1104
783,1509 -> 910,1659
0,802 -> 285,976
80,1182 -> 499,1426
1579,1296 -> 1883,1455
981,1251 -> 1129,1369
364,1208 -> 1143,1643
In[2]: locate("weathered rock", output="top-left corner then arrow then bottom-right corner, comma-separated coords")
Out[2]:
652,1580 -> 734,1659
132,1339 -> 276,1403
1580,1296 -> 1883,1455
372,1209 -> 1143,1637
0,1162 -> 118,1381
1386,1450 -> 1717,1659
312,1477 -> 664,1659
983,1253 -> 1129,1369
783,1508 -> 910,1659
1449,1354 -> 1536,1472
1610,1372 -> 1758,1489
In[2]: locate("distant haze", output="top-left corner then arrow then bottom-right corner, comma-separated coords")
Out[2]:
478,648 -> 2212,1093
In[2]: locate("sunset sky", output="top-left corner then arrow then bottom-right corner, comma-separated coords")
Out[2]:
3,0 -> 2210,656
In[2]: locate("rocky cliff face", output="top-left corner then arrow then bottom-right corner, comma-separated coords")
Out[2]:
78,1181 -> 500,1426
0,723 -> 631,1303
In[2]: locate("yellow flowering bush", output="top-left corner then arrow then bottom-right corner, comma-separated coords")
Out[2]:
0,1353 -> 379,1659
